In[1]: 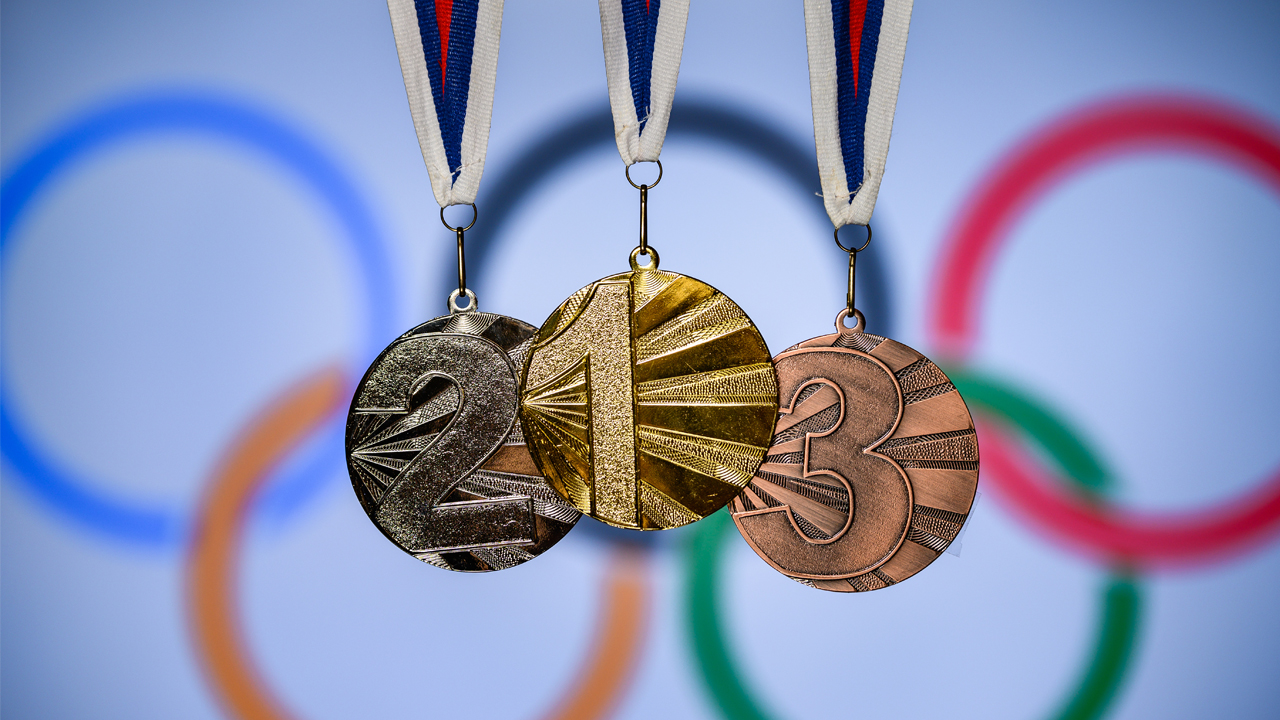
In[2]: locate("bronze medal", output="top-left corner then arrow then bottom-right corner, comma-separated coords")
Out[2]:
731,307 -> 978,591
520,249 -> 779,530
347,307 -> 580,571
735,0 -> 974,590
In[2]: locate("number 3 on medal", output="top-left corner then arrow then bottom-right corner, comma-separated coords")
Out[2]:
349,334 -> 535,554
736,349 -> 913,577
731,340 -> 978,591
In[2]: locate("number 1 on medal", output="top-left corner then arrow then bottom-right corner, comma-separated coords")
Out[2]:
523,281 -> 639,526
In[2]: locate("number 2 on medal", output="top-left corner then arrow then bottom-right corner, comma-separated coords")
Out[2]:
357,334 -> 536,553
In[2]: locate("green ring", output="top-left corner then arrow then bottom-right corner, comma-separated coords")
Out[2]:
683,370 -> 1142,720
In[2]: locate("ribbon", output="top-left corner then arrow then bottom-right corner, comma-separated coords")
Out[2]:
804,0 -> 913,227
388,0 -> 504,207
599,0 -> 691,165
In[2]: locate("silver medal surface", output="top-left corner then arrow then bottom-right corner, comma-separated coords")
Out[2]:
346,311 -> 580,571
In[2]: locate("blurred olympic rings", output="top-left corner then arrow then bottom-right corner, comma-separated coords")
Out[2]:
15,89 -> 1277,720
930,96 -> 1280,566
0,91 -> 397,547
186,368 -> 649,720
684,371 -> 1143,720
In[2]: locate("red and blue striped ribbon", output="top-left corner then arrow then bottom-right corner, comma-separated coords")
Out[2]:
833,0 -> 885,200
805,0 -> 912,227
417,0 -> 478,181
621,0 -> 662,133
388,0 -> 503,207
600,0 -> 690,165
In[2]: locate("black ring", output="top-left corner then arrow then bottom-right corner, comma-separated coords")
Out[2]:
461,101 -> 893,337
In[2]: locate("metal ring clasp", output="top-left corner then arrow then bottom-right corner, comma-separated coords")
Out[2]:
833,222 -> 872,253
448,288 -> 478,314
624,160 -> 663,190
834,223 -> 872,315
629,245 -> 660,271
440,203 -> 478,232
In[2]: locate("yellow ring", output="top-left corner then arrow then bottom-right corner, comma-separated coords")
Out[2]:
185,367 -> 651,720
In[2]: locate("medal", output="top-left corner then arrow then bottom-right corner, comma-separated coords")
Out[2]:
729,0 -> 979,590
519,0 -> 779,531
346,0 -> 579,571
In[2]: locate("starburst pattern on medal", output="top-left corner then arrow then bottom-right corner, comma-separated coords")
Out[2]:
629,282 -> 777,526
349,379 -> 458,509
733,381 -> 850,541
634,292 -> 754,363
521,272 -> 778,529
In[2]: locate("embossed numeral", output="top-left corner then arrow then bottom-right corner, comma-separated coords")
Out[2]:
522,280 -> 638,526
351,334 -> 535,553
736,349 -> 912,578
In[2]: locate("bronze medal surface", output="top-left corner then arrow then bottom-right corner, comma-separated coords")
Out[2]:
346,312 -> 580,571
731,316 -> 978,591
520,265 -> 779,530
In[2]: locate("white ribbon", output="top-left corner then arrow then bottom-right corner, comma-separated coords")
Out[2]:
388,0 -> 504,207
805,0 -> 913,227
599,0 -> 691,166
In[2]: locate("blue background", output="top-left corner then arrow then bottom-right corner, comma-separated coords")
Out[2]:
3,1 -> 1279,718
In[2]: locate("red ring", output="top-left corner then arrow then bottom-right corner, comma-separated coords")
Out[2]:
929,96 -> 1280,565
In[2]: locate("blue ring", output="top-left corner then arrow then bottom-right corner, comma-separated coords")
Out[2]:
1,90 -> 397,547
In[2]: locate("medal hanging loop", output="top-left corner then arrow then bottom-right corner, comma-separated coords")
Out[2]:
639,184 -> 648,254
600,0 -> 688,266
626,160 -> 663,270
442,204 -> 479,313
388,0 -> 505,310
833,222 -> 872,318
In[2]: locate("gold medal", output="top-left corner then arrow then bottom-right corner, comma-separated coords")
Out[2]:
541,3 -> 778,530
520,166 -> 779,530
